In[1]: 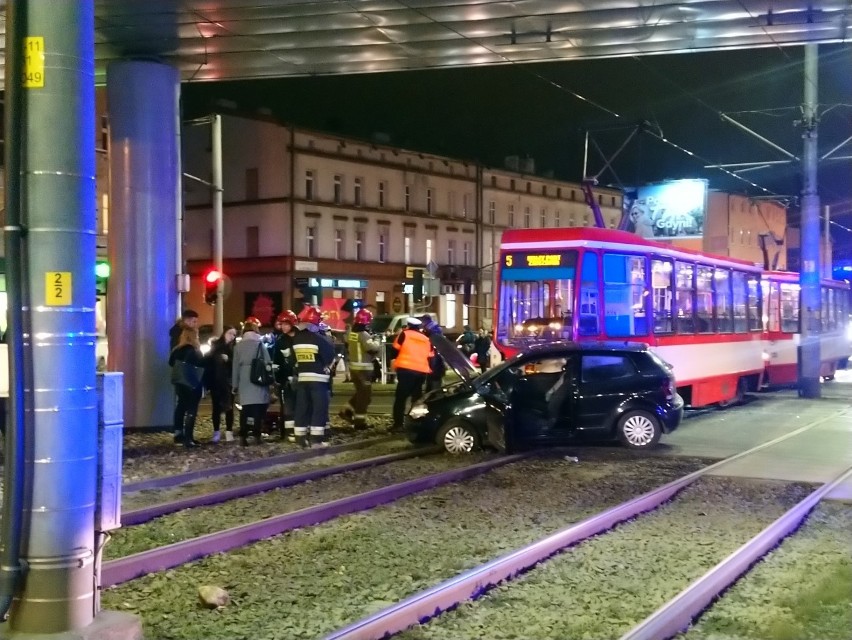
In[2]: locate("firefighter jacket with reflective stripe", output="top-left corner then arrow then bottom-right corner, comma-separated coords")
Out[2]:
273,332 -> 296,384
292,328 -> 336,383
347,329 -> 380,371
392,329 -> 431,374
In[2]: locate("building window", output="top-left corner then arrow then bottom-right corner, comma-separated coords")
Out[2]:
334,175 -> 342,204
542,185 -> 547,196
306,225 -> 316,258
524,207 -> 531,228
463,193 -> 470,218
245,168 -> 258,200
557,187 -> 562,198
540,208 -> 547,227
510,179 -> 515,190
354,178 -> 362,206
447,239 -> 455,265
378,181 -> 386,208
448,191 -> 456,215
404,234 -> 412,264
491,176 -> 497,187
335,229 -> 345,260
355,230 -> 364,261
305,170 -> 314,201
246,225 -> 259,257
378,228 -> 387,263
526,182 -> 531,193
405,185 -> 411,212
555,210 -> 561,227
426,238 -> 433,264
463,241 -> 471,266
508,204 -> 515,228
488,201 -> 496,225
426,188 -> 433,215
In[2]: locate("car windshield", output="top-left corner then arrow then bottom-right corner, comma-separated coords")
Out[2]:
430,334 -> 481,384
370,316 -> 395,334
504,316 -> 573,347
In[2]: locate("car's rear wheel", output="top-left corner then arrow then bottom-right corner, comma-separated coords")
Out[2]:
617,410 -> 661,449
437,419 -> 480,454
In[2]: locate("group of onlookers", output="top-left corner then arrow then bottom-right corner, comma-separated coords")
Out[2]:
168,305 -> 339,449
167,305 -> 494,448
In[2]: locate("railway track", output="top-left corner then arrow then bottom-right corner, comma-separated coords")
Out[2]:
325,408 -> 850,640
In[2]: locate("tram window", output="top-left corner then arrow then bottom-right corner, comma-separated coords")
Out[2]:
675,261 -> 695,333
780,283 -> 799,332
767,282 -> 781,332
715,268 -> 733,332
695,266 -> 714,333
603,254 -> 648,337
732,271 -> 748,333
747,276 -> 760,331
651,259 -> 673,334
578,253 -> 599,336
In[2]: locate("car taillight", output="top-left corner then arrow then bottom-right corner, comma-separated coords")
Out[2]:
661,377 -> 675,401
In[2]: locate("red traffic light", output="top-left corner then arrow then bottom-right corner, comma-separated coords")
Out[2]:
204,269 -> 223,284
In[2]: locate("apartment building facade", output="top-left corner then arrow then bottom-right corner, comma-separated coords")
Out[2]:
181,114 -> 622,331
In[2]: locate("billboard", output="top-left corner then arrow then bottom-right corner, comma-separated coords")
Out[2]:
623,179 -> 708,239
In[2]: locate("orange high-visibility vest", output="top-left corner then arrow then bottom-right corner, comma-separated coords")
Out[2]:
392,329 -> 431,374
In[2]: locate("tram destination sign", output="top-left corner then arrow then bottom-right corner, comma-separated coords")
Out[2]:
501,251 -> 577,280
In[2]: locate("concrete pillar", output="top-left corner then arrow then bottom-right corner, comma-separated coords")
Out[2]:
106,61 -> 181,428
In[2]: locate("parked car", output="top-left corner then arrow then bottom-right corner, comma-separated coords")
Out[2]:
406,336 -> 683,454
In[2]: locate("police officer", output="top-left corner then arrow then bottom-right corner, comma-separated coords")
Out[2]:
391,317 -> 432,432
272,310 -> 298,442
343,308 -> 381,430
292,305 -> 337,448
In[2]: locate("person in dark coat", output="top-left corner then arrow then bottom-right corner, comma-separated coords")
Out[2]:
473,328 -> 492,373
205,325 -> 237,443
169,326 -> 205,448
169,309 -> 199,350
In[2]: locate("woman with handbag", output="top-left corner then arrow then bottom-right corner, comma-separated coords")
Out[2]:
232,316 -> 272,446
169,326 -> 205,448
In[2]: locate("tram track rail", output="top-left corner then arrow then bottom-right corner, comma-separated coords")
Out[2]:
101,453 -> 532,588
325,408 -> 849,640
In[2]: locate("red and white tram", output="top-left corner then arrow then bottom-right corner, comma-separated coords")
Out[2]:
761,271 -> 851,385
495,227 -> 850,408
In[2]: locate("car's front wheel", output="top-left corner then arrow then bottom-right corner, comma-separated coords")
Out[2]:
617,410 -> 661,450
437,419 -> 480,454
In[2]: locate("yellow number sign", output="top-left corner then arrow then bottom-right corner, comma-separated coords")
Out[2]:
46,272 -> 71,306
23,37 -> 45,88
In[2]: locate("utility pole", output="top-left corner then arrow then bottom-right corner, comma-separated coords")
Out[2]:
212,114 -> 224,336
799,43 -> 821,398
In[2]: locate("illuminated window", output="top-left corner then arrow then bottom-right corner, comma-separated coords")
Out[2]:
651,259 -> 673,334
488,201 -> 496,225
333,175 -> 342,204
354,178 -> 362,206
378,228 -> 387,263
524,207 -> 531,227
335,229 -> 345,260
448,239 -> 455,265
555,210 -> 561,227
463,241 -> 471,266
355,230 -> 364,261
404,235 -> 411,264
540,208 -> 547,228
463,194 -> 470,218
426,238 -> 433,264
306,226 -> 316,258
404,185 -> 411,212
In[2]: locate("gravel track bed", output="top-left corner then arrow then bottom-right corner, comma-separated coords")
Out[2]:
122,439 -> 413,512
106,451 -> 493,560
101,450 -> 710,640
679,501 -> 852,640
398,476 -> 815,640
122,414 -> 394,483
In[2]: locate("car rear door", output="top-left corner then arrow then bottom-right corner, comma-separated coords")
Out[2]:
574,352 -> 638,432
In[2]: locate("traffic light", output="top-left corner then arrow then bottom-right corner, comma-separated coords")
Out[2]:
95,260 -> 110,296
204,269 -> 223,305
412,269 -> 424,303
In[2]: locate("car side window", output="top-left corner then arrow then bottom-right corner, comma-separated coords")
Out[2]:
581,354 -> 636,384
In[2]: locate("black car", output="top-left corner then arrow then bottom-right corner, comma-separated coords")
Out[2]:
406,337 -> 684,454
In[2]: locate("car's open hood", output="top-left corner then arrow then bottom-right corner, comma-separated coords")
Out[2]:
430,334 -> 480,385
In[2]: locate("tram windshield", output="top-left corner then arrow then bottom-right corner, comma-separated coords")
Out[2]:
495,250 -> 578,346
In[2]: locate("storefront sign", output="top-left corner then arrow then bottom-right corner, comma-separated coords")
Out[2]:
294,260 -> 318,272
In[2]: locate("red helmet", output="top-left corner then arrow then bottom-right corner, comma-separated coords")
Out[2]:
276,310 -> 298,326
297,305 -> 322,325
243,316 -> 261,329
353,308 -> 373,325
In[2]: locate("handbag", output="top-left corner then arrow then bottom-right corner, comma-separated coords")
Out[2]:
250,342 -> 274,386
171,359 -> 204,389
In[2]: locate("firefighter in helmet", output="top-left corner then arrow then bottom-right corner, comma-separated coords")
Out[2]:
291,305 -> 336,447
272,310 -> 299,442
341,307 -> 381,430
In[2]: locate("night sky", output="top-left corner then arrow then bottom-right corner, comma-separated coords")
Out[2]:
181,43 -> 852,256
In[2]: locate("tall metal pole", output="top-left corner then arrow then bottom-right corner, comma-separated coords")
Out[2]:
8,0 -> 99,631
799,43 -> 821,398
212,114 -> 224,336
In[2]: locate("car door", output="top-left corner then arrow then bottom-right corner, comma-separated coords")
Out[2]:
574,353 -> 638,432
504,355 -> 566,440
